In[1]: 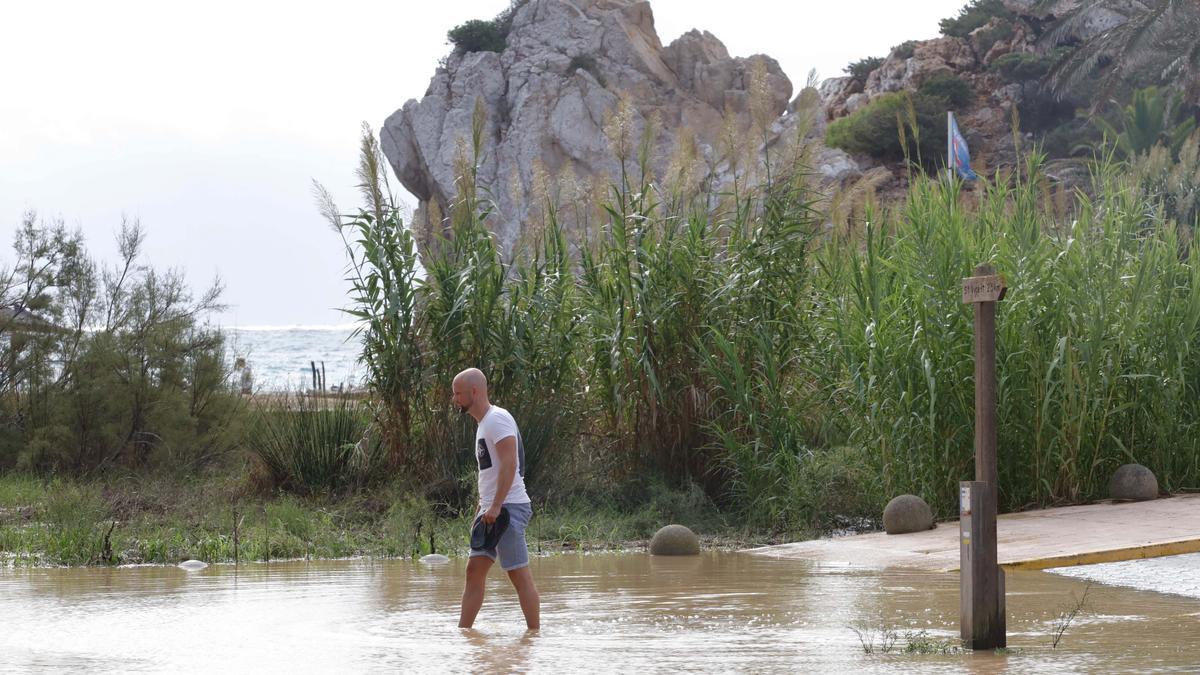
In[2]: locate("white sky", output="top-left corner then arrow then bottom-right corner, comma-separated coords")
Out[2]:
0,0 -> 967,326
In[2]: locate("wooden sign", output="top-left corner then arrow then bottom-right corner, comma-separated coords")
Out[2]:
962,274 -> 1006,304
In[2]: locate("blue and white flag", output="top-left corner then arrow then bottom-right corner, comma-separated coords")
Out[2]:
948,112 -> 978,181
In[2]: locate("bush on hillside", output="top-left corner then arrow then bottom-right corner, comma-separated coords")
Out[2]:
973,20 -> 1014,54
1014,84 -> 1078,137
892,41 -> 918,60
845,56 -> 883,88
939,0 -> 1013,38
919,72 -> 973,108
447,20 -> 507,53
826,91 -> 946,164
1038,117 -> 1096,157
446,1 -> 526,54
991,51 -> 1054,82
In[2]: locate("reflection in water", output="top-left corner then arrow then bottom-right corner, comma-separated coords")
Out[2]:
1,553 -> 1199,672
461,627 -> 537,673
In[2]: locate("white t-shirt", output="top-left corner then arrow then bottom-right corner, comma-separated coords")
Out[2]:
475,405 -> 530,508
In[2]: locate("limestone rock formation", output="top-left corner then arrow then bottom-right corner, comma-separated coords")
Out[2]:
1002,0 -> 1132,43
385,0 -> 1200,247
381,0 -> 836,253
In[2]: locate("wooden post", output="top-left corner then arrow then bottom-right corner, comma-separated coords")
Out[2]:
961,263 -> 1007,649
959,482 -> 1005,648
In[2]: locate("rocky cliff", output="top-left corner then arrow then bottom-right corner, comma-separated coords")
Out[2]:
383,0 -> 1199,248
381,0 -> 850,253
819,0 -> 1198,188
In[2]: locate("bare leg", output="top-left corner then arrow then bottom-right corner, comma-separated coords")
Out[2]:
459,556 -> 493,628
506,566 -> 540,630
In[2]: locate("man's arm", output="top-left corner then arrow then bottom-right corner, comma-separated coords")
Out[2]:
483,435 -> 517,524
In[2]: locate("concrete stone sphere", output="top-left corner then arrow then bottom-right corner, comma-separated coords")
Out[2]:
1109,463 -> 1158,501
883,494 -> 934,535
650,524 -> 700,555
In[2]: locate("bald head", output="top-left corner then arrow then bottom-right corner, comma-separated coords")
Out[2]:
453,368 -> 488,392
451,368 -> 491,420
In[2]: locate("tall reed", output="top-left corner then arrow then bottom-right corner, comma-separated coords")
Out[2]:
335,104 -> 1200,529
815,152 -> 1200,514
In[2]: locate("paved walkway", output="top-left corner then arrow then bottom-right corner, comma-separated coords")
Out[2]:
748,493 -> 1200,572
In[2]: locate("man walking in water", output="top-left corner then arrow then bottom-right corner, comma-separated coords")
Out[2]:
452,368 -> 540,630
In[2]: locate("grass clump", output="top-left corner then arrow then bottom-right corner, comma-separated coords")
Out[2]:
246,393 -> 383,495
902,630 -> 963,654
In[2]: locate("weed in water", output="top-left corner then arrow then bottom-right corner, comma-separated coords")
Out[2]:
901,630 -> 963,655
1051,583 -> 1092,648
849,622 -> 899,654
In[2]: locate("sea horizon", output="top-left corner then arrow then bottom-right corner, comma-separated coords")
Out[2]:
223,325 -> 362,392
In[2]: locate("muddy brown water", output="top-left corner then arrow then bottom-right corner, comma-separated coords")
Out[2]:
2,552 -> 1198,672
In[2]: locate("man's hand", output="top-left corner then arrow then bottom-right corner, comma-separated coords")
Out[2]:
483,503 -> 502,525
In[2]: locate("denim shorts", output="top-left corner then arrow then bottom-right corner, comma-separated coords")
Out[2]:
469,501 -> 533,571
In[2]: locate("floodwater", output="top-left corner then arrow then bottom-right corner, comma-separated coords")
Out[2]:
2,553 -> 1198,673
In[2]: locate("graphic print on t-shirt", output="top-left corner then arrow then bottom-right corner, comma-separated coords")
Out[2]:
476,438 -> 492,470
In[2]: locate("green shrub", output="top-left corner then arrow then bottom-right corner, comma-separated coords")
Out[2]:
991,51 -> 1053,82
845,56 -> 884,87
1039,117 -> 1097,157
939,0 -> 1013,38
1,215 -> 236,474
826,91 -> 946,163
446,1 -> 525,54
974,20 -> 1014,54
892,41 -> 918,60
919,72 -> 973,108
447,19 -> 507,53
